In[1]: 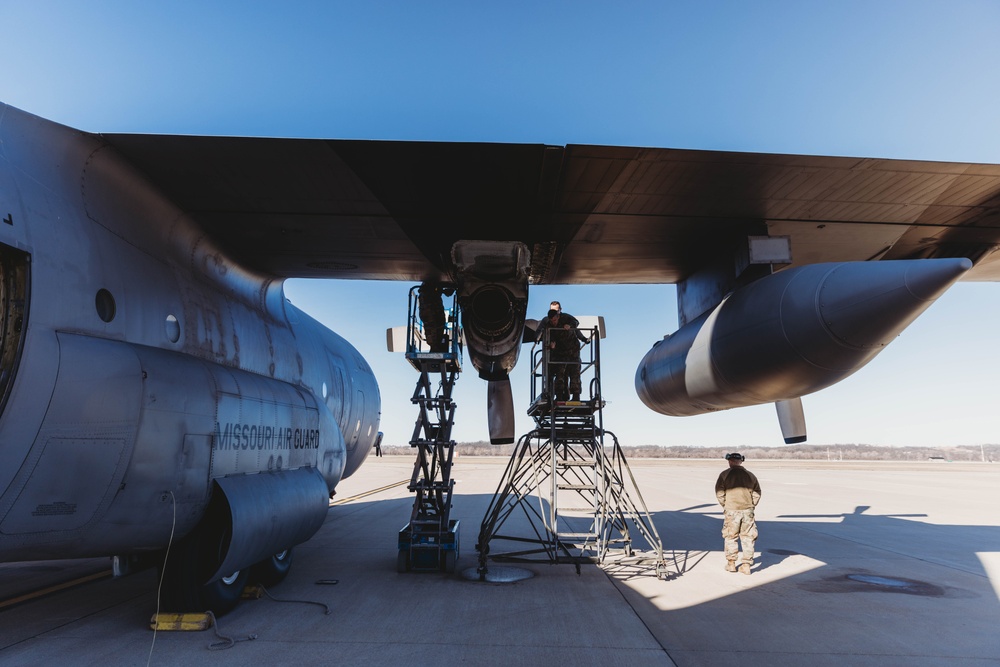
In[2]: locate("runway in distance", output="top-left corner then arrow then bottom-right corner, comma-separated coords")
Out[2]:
0,102 -> 998,614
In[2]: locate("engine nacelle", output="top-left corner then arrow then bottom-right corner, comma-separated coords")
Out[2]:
636,259 -> 971,416
451,240 -> 531,382
460,283 -> 527,381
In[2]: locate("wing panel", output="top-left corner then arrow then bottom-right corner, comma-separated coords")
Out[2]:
100,134 -> 1000,284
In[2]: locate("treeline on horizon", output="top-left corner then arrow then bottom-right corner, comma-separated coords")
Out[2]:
379,442 -> 1000,462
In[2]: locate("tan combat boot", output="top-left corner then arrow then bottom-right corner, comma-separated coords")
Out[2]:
739,564 -> 751,575
725,561 -> 737,572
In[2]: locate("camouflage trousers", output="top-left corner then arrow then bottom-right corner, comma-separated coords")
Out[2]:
549,356 -> 581,400
722,508 -> 758,566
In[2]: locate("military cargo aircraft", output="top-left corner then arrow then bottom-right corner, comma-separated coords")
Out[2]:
1,102 -> 998,613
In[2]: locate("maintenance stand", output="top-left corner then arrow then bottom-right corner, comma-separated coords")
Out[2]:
397,283 -> 463,573
476,322 -> 668,580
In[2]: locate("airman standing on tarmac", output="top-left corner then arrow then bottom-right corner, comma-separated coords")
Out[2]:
715,452 -> 761,574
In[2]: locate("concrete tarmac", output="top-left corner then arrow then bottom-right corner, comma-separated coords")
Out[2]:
0,457 -> 997,666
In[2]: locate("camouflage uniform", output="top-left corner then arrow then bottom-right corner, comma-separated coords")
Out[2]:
715,465 -> 761,570
535,312 -> 581,400
418,284 -> 448,352
721,509 -> 759,567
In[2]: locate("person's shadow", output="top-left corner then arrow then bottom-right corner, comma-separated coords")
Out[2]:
638,503 -> 800,576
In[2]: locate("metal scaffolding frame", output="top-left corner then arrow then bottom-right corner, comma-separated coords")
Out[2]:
397,285 -> 462,573
476,325 -> 668,579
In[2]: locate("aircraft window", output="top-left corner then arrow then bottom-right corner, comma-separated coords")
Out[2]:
354,419 -> 360,434
322,382 -> 328,399
95,289 -> 116,323
165,314 -> 180,343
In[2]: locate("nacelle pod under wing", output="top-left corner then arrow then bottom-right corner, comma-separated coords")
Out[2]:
636,259 -> 971,417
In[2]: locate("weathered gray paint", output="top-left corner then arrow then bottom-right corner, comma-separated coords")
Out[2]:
0,104 -> 380,563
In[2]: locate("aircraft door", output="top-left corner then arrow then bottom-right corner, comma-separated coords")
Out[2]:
0,242 -> 29,419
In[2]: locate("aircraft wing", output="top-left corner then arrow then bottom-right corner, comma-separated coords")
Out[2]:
101,135 -> 1000,283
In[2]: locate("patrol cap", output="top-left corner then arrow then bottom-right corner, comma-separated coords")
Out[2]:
725,452 -> 745,461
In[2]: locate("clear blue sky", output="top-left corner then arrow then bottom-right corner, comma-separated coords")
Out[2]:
3,1 -> 999,447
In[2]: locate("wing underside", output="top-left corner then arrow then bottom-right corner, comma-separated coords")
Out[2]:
101,134 -> 1000,283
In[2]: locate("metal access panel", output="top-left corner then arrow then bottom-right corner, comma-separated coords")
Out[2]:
1,437 -> 127,534
1,333 -> 141,536
210,381 -> 321,477
748,235 -> 792,264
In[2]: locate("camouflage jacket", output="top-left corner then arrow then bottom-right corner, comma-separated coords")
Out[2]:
715,467 -> 761,510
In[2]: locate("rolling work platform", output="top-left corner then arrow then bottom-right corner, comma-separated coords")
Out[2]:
476,322 -> 668,580
396,284 -> 462,573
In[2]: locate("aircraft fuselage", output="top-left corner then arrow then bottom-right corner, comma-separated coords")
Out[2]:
0,104 -> 380,564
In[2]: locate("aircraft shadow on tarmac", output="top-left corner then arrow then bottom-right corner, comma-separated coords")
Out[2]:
325,491 -> 1000,662
4,490 -> 996,664
361,492 -> 1000,590
616,503 -> 1000,662
645,502 -> 1000,580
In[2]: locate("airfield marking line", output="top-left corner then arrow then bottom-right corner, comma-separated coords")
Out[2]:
330,479 -> 409,506
0,569 -> 111,611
